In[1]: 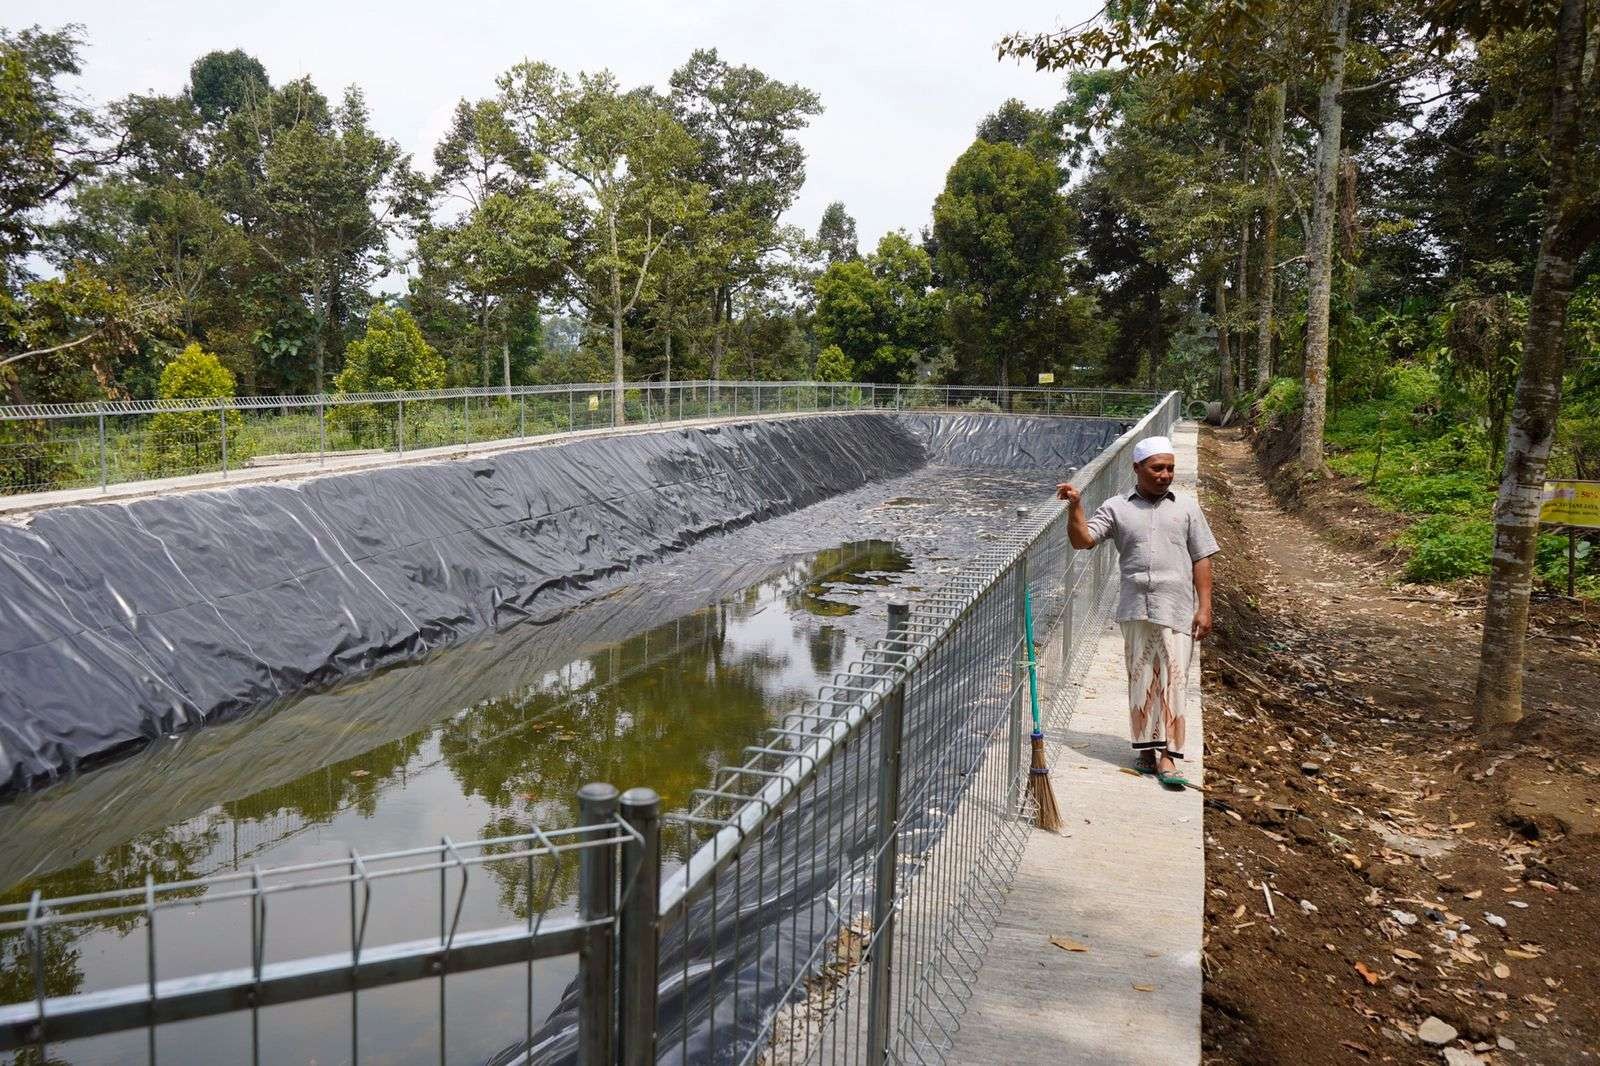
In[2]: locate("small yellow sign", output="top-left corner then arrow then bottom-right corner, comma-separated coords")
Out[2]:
1540,480 -> 1600,529
588,394 -> 600,411
1037,372 -> 1055,385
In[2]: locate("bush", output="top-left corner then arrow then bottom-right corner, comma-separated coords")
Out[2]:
145,344 -> 249,476
963,397 -> 1002,413
333,305 -> 445,447
814,344 -> 853,383
1254,377 -> 1303,431
1400,515 -> 1495,583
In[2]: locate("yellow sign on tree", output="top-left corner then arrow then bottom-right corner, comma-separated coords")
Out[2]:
1539,481 -> 1600,529
1037,372 -> 1055,385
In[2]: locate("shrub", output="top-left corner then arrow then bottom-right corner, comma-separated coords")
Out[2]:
963,397 -> 1002,413
1400,514 -> 1494,583
814,344 -> 853,383
333,305 -> 445,447
1254,377 -> 1303,431
145,344 -> 249,476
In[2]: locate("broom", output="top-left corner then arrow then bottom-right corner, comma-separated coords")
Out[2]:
1023,587 -> 1063,832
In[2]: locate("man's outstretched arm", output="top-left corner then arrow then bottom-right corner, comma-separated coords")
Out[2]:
1191,556 -> 1213,640
1057,482 -> 1097,549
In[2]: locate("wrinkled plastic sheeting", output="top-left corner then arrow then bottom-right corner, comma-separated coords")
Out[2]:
0,411 -> 1126,793
900,411 -> 1127,470
0,415 -> 930,792
512,579 -> 1028,1066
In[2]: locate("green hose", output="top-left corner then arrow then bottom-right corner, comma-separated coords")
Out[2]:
1024,587 -> 1042,734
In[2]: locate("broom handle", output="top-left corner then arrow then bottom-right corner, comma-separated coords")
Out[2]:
1024,586 -> 1042,732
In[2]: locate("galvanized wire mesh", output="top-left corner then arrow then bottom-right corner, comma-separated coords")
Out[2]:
649,392 -> 1180,1065
0,391 -> 1178,1065
0,382 -> 1157,500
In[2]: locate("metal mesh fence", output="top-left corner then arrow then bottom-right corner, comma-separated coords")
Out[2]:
0,392 -> 1178,1065
0,382 -> 1157,501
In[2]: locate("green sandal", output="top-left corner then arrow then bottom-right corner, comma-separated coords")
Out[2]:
1157,769 -> 1191,790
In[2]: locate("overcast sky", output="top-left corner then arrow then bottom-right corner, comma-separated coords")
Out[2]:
14,0 -> 1092,254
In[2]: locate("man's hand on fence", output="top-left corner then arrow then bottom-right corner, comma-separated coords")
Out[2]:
1056,483 -> 1080,508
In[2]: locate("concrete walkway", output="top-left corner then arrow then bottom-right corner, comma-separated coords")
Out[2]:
951,421 -> 1205,1065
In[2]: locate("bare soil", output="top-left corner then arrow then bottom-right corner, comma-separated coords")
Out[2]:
1198,426 -> 1600,1066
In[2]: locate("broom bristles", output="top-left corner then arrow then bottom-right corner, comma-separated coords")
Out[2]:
1029,731 -> 1063,833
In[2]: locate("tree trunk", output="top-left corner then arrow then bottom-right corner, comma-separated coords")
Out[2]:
608,212 -> 626,426
1475,0 -> 1593,732
1299,0 -> 1350,472
1257,81 -> 1285,391
709,286 -> 727,392
1216,274 -> 1234,406
312,281 -> 328,395
664,311 -> 672,386
479,299 -> 492,388
1236,142 -> 1251,395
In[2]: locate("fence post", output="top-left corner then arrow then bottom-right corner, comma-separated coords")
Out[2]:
317,398 -> 327,466
97,412 -> 108,492
577,782 -> 619,1066
519,392 -> 526,438
219,407 -> 228,479
887,598 -> 909,643
397,398 -> 405,458
865,677 -> 908,1062
463,394 -> 471,451
618,787 -> 661,1066
569,387 -> 576,431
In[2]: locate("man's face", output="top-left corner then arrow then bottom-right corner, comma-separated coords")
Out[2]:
1135,454 -> 1176,496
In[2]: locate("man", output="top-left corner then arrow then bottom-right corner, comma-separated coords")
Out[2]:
1057,435 -> 1217,790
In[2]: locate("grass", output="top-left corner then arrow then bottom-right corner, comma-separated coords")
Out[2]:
1308,365 -> 1596,594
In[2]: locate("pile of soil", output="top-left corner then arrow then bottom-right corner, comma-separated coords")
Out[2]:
1198,427 -> 1600,1065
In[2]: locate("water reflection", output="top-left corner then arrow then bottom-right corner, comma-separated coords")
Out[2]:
0,539 -> 909,1056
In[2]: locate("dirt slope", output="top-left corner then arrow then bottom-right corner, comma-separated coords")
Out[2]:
1199,427 -> 1600,1065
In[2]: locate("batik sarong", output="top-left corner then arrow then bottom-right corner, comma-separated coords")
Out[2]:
1119,619 -> 1192,760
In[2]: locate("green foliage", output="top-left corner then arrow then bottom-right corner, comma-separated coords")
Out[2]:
145,343 -> 249,475
933,140 -> 1081,389
815,202 -> 858,264
1255,376 -> 1303,430
813,231 -> 937,384
333,305 -> 444,445
1399,515 -> 1495,583
1322,358 -> 1597,593
813,344 -> 852,382
334,305 -> 444,394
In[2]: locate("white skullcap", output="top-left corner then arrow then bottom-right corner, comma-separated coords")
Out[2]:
1131,436 -> 1175,464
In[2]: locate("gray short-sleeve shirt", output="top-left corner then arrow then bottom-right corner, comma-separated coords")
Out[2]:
1085,490 -> 1219,632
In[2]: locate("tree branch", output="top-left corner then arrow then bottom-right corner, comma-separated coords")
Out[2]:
0,331 -> 101,370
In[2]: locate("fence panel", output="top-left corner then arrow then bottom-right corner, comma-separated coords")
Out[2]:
0,391 -> 1179,1065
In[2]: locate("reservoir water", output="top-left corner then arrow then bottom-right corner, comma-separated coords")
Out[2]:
0,462 -> 1054,1065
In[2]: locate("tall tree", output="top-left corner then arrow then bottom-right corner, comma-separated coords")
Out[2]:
1442,0 -> 1600,730
1255,79 -> 1287,388
0,24 -> 143,400
668,49 -> 822,384
813,231 -> 938,383
1298,0 -> 1351,470
499,63 -> 705,423
815,201 -> 859,264
419,98 -> 568,388
932,139 -> 1078,395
